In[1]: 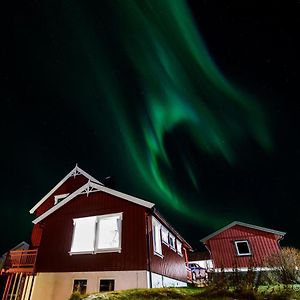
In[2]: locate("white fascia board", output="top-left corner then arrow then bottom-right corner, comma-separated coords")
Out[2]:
201,221 -> 286,243
99,185 -> 155,209
29,165 -> 102,214
32,181 -> 99,224
32,182 -> 155,224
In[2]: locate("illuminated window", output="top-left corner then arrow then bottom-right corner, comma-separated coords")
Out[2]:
152,217 -> 162,257
96,215 -> 121,251
70,213 -> 122,254
161,226 -> 169,245
176,239 -> 182,256
234,240 -> 251,256
99,279 -> 115,292
73,280 -> 87,294
169,233 -> 176,251
71,216 -> 96,253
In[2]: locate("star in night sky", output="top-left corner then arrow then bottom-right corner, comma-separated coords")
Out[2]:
1,0 -> 299,254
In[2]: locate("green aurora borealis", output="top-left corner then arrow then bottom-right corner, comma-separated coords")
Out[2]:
1,0 -> 299,252
67,0 -> 272,227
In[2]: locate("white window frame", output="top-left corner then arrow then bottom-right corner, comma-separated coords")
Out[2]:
152,217 -> 163,258
169,233 -> 176,251
70,212 -> 123,255
234,240 -> 251,256
161,226 -> 169,246
176,239 -> 183,256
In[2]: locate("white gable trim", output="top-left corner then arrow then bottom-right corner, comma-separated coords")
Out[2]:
201,221 -> 286,243
32,181 -> 155,224
29,164 -> 102,214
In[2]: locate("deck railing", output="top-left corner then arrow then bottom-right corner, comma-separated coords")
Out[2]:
3,249 -> 38,273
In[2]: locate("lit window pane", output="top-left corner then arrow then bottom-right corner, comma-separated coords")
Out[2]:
161,227 -> 169,244
71,216 -> 96,253
153,218 -> 162,255
97,216 -> 121,250
176,240 -> 182,255
169,234 -> 175,250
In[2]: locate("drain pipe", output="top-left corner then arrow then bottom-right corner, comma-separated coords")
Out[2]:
146,212 -> 152,288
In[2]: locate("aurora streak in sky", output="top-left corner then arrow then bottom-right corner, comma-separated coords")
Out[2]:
62,0 -> 272,228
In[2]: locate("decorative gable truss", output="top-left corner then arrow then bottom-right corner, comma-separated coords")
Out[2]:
29,164 -> 102,215
32,180 -> 155,224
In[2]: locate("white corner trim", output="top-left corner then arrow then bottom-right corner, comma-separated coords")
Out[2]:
29,165 -> 102,214
32,181 -> 155,224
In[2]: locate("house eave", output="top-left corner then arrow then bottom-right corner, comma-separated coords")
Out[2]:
32,181 -> 155,224
200,221 -> 286,243
152,208 -> 193,250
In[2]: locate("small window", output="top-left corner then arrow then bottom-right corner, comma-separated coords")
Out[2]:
176,239 -> 182,256
152,217 -> 162,257
234,240 -> 251,256
169,233 -> 176,251
161,227 -> 169,245
99,279 -> 114,292
73,279 -> 87,294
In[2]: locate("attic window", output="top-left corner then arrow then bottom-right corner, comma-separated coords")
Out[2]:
70,213 -> 122,255
54,193 -> 69,205
234,240 -> 251,256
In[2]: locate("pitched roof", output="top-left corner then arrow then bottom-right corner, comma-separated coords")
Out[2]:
201,221 -> 286,243
29,164 -> 102,214
32,180 -> 155,224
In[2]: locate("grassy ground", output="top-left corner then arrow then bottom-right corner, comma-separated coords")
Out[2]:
69,285 -> 300,300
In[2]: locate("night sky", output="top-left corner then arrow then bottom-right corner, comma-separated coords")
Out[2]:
1,0 -> 299,254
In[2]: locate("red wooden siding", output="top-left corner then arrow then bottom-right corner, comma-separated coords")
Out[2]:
205,225 -> 281,269
35,175 -> 89,217
148,218 -> 187,282
35,191 -> 148,272
31,224 -> 43,248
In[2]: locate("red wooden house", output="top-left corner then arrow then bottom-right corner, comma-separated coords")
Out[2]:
1,165 -> 192,300
201,221 -> 285,272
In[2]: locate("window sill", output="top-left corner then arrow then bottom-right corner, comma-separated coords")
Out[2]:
162,241 -> 169,247
170,246 -> 176,252
69,248 -> 121,255
69,251 -> 94,255
154,251 -> 164,259
95,248 -> 122,254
